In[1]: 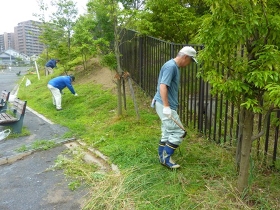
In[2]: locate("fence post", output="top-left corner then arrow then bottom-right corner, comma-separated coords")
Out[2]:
272,110 -> 280,167
198,76 -> 204,133
139,35 -> 144,87
197,45 -> 205,133
170,43 -> 174,58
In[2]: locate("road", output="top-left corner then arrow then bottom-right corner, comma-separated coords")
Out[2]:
0,66 -> 29,93
0,67 -> 88,210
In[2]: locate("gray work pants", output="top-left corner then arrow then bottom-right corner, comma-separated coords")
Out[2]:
45,67 -> 53,75
155,101 -> 185,145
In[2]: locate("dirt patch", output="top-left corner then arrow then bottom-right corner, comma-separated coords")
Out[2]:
91,66 -> 116,89
73,58 -> 116,90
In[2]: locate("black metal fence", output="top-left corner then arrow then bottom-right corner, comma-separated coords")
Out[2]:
119,29 -> 279,170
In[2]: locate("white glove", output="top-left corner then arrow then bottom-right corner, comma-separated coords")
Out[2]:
163,106 -> 171,117
74,93 -> 78,96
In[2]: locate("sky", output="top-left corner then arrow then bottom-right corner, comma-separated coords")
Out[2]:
0,0 -> 89,33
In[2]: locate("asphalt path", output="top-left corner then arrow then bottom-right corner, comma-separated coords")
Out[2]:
0,66 -> 29,93
0,67 -> 87,210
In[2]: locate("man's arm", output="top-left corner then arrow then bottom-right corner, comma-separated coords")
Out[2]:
65,80 -> 76,94
160,83 -> 172,117
160,84 -> 169,107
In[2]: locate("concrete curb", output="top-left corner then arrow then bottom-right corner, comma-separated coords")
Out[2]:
0,137 -> 120,175
0,150 -> 33,165
0,137 -> 76,166
77,140 -> 120,174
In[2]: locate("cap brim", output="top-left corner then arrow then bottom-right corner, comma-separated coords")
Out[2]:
191,57 -> 198,64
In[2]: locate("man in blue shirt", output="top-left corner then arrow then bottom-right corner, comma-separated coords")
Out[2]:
153,46 -> 197,169
45,59 -> 60,75
47,75 -> 78,111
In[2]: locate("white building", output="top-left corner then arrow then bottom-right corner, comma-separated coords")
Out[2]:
0,49 -> 30,65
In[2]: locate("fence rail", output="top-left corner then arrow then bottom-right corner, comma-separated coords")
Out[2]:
119,29 -> 279,170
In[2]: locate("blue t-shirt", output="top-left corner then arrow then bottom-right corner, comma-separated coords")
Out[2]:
153,59 -> 180,110
48,76 -> 76,94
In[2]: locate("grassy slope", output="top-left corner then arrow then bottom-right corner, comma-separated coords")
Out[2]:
18,66 -> 279,210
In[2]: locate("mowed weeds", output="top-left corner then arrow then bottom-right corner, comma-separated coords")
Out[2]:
18,70 -> 280,209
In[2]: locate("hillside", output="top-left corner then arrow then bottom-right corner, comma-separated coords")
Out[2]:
18,59 -> 280,210
73,58 -> 116,90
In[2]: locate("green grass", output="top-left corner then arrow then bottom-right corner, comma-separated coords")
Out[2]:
4,126 -> 30,139
15,145 -> 28,152
31,140 -> 56,150
18,69 -> 280,210
15,140 -> 56,152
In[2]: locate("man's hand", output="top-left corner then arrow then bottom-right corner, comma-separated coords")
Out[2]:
163,106 -> 171,117
74,93 -> 78,96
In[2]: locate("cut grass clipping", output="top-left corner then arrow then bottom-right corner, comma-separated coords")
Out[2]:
52,147 -> 99,191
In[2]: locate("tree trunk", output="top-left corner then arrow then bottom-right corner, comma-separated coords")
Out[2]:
237,109 -> 254,192
113,5 -> 123,116
236,106 -> 244,170
116,77 -> 122,116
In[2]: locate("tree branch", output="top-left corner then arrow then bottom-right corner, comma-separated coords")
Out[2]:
261,0 -> 271,45
251,106 -> 275,141
217,61 -> 236,73
229,4 -> 237,13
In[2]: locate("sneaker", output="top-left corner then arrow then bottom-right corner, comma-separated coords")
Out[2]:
56,108 -> 63,111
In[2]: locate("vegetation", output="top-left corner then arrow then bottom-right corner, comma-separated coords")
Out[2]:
54,148 -> 98,191
197,0 -> 280,192
35,0 -> 79,73
15,140 -> 56,152
134,0 -> 209,43
18,64 -> 280,209
15,145 -> 28,153
28,0 -> 280,206
5,127 -> 30,139
72,14 -> 108,71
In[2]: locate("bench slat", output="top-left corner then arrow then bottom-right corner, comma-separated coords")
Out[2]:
0,98 -> 27,124
0,113 -> 18,123
13,98 -> 26,115
1,90 -> 9,102
0,96 -> 26,133
0,91 -> 10,111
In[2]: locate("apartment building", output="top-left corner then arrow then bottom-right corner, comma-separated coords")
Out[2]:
14,20 -> 44,56
0,34 -> 3,52
0,33 -> 15,51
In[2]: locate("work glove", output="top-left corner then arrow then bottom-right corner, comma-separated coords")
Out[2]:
74,93 -> 78,96
163,106 -> 171,118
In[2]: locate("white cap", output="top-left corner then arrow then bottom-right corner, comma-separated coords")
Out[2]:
179,46 -> 198,63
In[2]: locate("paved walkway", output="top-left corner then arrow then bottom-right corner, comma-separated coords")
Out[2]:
0,67 -> 87,210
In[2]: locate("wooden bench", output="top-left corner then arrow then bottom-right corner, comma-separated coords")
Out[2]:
0,90 -> 10,112
0,98 -> 27,133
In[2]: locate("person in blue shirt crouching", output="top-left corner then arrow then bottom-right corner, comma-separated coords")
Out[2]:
47,75 -> 78,111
